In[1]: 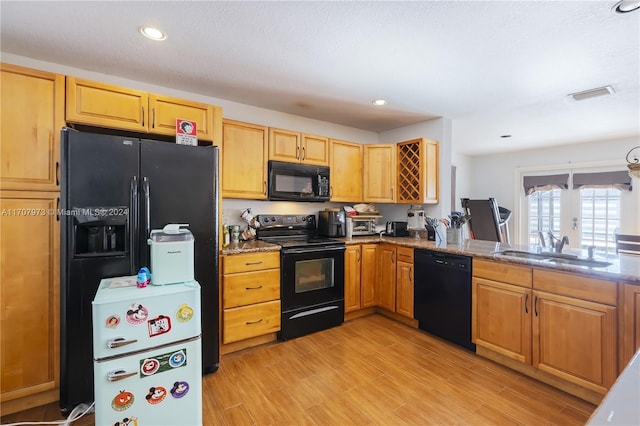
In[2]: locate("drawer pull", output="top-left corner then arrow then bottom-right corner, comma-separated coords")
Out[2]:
246,285 -> 263,290
245,261 -> 263,266
246,319 -> 263,325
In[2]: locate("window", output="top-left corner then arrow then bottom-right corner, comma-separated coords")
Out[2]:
527,189 -> 561,246
520,166 -> 635,256
579,188 -> 621,255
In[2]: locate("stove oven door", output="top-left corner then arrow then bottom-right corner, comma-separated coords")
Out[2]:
279,244 -> 345,340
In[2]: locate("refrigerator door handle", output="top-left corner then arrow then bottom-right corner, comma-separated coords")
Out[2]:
107,337 -> 138,349
107,369 -> 137,382
143,176 -> 150,240
130,176 -> 138,275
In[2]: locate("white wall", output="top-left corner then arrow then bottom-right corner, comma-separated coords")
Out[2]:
467,136 -> 640,242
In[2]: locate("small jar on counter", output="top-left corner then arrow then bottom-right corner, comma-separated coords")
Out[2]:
231,225 -> 240,243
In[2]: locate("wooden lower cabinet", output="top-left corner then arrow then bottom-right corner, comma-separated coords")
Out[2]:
360,245 -> 378,308
472,277 -> 532,364
344,244 -> 378,314
0,191 -> 60,414
344,246 -> 362,313
395,246 -> 414,318
621,282 -> 640,369
472,259 -> 618,402
377,244 -> 397,312
222,252 -> 280,344
533,290 -> 617,394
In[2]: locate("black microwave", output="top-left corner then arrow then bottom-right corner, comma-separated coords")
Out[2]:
268,160 -> 330,202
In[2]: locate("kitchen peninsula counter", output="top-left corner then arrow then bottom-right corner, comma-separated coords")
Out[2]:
222,235 -> 640,283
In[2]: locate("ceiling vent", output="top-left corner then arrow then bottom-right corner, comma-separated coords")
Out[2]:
568,85 -> 615,101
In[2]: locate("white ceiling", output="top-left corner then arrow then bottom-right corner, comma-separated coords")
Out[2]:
1,1 -> 639,156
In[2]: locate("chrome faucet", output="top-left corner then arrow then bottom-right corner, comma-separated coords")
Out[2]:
547,231 -> 569,253
587,245 -> 596,261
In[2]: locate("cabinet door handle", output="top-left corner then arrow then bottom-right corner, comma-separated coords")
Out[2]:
391,250 -> 395,263
534,295 -> 539,317
409,267 -> 412,282
56,197 -> 60,221
263,180 -> 267,196
524,293 -> 529,314
141,106 -> 145,127
245,261 -> 263,266
152,108 -> 156,129
356,251 -> 360,262
55,161 -> 60,186
296,146 -> 300,160
301,146 -> 306,160
330,186 -> 333,197
246,319 -> 263,325
245,285 -> 263,290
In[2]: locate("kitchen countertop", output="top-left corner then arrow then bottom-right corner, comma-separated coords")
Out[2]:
587,349 -> 640,425
222,235 -> 640,283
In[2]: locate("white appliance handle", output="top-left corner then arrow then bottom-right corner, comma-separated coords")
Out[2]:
106,337 -> 138,349
107,369 -> 137,382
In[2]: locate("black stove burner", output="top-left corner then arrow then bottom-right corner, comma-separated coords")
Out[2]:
260,236 -> 343,249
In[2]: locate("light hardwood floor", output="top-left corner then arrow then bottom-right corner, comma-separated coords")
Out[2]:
2,314 -> 596,425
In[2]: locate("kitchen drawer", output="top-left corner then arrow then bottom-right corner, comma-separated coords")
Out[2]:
533,269 -> 617,306
223,300 -> 281,343
396,246 -> 414,263
473,259 -> 532,288
223,269 -> 280,308
223,251 -> 279,274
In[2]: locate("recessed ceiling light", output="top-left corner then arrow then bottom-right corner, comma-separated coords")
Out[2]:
612,0 -> 640,13
568,85 -> 615,101
140,26 -> 167,41
372,99 -> 387,106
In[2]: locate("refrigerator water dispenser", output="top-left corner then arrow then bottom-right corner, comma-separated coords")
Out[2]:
73,209 -> 127,256
148,224 -> 194,285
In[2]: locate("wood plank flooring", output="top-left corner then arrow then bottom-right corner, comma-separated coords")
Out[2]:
1,314 -> 596,425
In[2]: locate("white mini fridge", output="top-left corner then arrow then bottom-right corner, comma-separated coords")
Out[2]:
92,276 -> 203,425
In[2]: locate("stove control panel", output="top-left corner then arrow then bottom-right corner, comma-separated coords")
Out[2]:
255,214 -> 316,229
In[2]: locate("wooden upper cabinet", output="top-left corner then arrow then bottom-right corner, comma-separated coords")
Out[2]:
269,128 -> 329,166
148,94 -> 216,141
329,139 -> 362,202
66,77 -> 217,141
363,144 -> 396,203
222,119 -> 268,199
397,138 -> 439,204
66,77 -> 148,132
1,63 -> 65,191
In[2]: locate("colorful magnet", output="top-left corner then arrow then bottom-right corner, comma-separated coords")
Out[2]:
114,416 -> 138,426
125,303 -> 149,325
170,381 -> 190,398
176,304 -> 194,322
147,315 -> 171,337
111,389 -> 134,411
169,350 -> 186,368
106,314 -> 120,328
145,386 -> 167,404
140,358 -> 160,376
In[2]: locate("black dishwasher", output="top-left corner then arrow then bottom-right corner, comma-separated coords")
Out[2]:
414,249 -> 476,352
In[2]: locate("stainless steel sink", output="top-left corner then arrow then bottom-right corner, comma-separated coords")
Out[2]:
495,250 -> 612,268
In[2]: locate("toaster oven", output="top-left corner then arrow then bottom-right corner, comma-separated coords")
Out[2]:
349,216 -> 379,236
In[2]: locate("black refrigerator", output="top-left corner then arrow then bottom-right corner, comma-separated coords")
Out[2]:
59,128 -> 219,414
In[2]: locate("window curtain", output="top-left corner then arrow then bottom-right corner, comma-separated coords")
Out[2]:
573,170 -> 632,191
523,174 -> 569,196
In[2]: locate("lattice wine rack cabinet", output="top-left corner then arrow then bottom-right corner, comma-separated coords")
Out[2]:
396,138 -> 439,204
